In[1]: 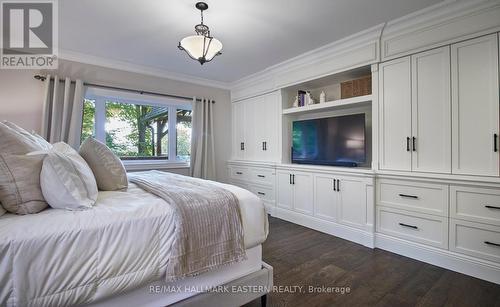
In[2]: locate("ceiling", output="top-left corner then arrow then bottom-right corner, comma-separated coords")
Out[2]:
59,0 -> 443,84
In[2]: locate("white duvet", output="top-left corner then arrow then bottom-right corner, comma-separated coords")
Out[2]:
0,182 -> 268,307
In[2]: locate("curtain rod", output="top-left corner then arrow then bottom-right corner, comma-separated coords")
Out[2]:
33,74 -> 215,104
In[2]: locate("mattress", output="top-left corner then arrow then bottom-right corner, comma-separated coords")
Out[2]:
0,181 -> 268,306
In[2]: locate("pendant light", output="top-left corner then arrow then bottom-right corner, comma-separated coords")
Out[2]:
178,2 -> 222,65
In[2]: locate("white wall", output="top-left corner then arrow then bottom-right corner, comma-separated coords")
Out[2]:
0,60 -> 232,183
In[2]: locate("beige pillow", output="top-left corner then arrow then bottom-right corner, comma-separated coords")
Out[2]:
40,142 -> 98,210
0,122 -> 43,154
2,121 -> 51,150
79,137 -> 128,191
0,154 -> 48,214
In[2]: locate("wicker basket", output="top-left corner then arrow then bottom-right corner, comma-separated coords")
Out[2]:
341,75 -> 372,99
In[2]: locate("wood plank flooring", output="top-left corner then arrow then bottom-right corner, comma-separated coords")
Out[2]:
244,217 -> 500,307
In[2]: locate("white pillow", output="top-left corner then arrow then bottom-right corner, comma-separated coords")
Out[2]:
39,142 -> 98,210
2,121 -> 52,150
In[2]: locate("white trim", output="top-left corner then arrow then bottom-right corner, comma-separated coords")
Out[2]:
58,49 -> 231,90
375,233 -> 500,284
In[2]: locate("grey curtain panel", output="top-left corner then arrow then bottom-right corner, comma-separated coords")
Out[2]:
41,75 -> 85,149
190,97 -> 216,180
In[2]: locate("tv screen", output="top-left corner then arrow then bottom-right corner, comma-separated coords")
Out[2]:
292,113 -> 366,167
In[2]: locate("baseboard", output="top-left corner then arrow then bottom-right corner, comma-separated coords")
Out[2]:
272,207 -> 374,248
375,233 -> 500,285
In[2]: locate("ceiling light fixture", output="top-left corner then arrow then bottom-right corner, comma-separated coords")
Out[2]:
178,2 -> 222,65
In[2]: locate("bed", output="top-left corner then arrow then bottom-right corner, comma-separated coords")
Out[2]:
0,174 -> 270,307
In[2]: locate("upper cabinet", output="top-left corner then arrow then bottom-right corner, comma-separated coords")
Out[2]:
231,91 -> 281,162
379,57 -> 412,171
451,34 -> 499,177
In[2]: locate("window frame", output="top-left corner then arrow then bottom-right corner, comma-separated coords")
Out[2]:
84,87 -> 192,170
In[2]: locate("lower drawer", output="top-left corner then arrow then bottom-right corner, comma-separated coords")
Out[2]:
450,219 -> 500,263
377,207 -> 448,249
249,184 -> 275,202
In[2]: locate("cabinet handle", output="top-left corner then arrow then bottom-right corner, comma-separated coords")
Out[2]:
337,179 -> 340,192
257,192 -> 266,196
292,174 -> 295,185
240,142 -> 245,150
412,137 -> 416,152
484,241 -> 500,247
485,205 -> 500,210
257,175 -> 265,178
406,137 -> 410,152
289,174 -> 292,185
494,134 -> 498,152
398,193 -> 418,199
333,179 -> 337,191
399,223 -> 418,230
264,142 -> 267,151
236,172 -> 243,175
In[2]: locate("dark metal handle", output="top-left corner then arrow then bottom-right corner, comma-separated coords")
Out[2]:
399,223 -> 418,230
494,134 -> 498,152
240,142 -> 245,150
264,142 -> 267,151
406,137 -> 410,152
399,193 -> 418,199
292,174 -> 295,185
333,179 -> 336,191
289,174 -> 292,184
412,137 -> 416,152
257,192 -> 266,196
484,241 -> 500,247
337,179 -> 340,192
236,172 -> 243,175
485,205 -> 500,210
257,175 -> 265,178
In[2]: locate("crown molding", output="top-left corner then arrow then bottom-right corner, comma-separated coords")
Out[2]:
57,49 -> 231,90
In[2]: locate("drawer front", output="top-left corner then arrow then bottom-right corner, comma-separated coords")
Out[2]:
248,168 -> 275,185
229,180 -> 250,191
450,219 -> 500,263
450,186 -> 500,226
377,207 -> 448,249
229,167 -> 248,182
249,184 -> 275,202
377,179 -> 448,216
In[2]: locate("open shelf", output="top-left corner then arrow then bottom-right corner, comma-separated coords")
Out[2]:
282,94 -> 372,115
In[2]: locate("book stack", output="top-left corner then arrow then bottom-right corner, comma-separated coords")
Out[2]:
297,90 -> 313,107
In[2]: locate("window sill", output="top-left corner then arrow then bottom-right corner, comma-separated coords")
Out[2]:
123,160 -> 190,172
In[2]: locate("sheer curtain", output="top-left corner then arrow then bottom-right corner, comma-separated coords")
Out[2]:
190,97 -> 216,179
41,75 -> 85,149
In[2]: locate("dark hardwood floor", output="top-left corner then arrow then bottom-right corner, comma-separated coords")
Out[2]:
244,216 -> 500,307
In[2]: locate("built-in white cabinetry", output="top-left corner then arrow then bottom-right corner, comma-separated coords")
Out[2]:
380,46 -> 451,173
379,57 -> 412,171
451,34 -> 499,176
231,91 -> 280,162
313,175 -> 338,222
276,170 -> 313,214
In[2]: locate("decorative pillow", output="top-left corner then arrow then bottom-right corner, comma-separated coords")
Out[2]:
79,137 -> 128,191
40,142 -> 98,210
0,205 -> 5,217
0,122 -> 44,154
2,121 -> 51,150
0,153 -> 48,214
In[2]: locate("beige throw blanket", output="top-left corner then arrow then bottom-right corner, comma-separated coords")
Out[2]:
128,171 -> 246,281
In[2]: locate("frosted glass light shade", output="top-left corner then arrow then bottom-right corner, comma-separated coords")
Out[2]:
179,35 -> 222,64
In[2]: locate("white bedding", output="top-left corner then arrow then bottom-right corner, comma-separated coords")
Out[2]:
0,181 -> 268,307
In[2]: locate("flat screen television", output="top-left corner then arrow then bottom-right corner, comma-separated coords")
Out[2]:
292,113 -> 366,167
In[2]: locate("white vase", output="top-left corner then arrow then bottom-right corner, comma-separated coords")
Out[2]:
320,91 -> 326,103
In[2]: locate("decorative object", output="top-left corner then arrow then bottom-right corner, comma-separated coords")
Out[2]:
341,75 -> 372,99
305,92 -> 315,105
292,96 -> 299,108
320,91 -> 326,103
178,2 -> 223,65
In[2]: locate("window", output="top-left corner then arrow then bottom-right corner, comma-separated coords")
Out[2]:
82,88 -> 192,166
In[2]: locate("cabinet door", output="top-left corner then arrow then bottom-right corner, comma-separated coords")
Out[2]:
314,174 -> 338,221
337,177 -> 367,229
379,57 -> 412,171
276,171 -> 293,210
451,34 -> 499,176
243,98 -> 257,161
251,95 -> 267,161
232,101 -> 246,160
411,46 -> 451,173
292,172 -> 313,215
261,92 -> 280,162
